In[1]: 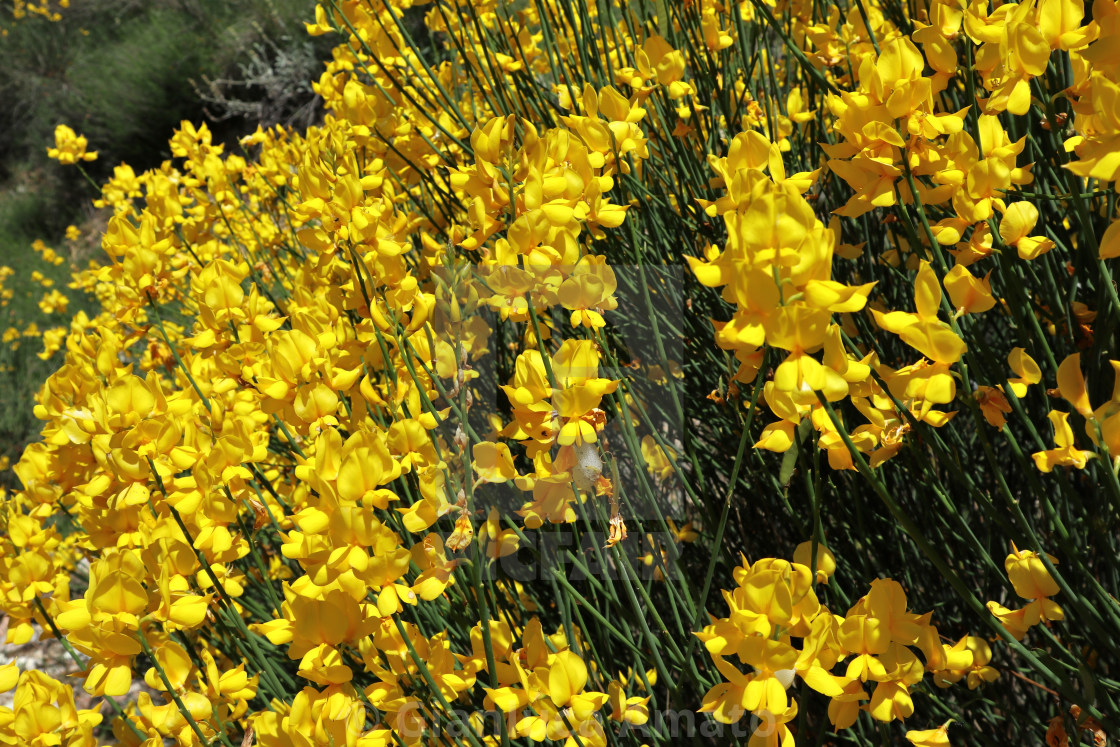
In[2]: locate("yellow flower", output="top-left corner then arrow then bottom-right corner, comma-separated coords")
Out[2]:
975,385 -> 1011,428
46,124 -> 98,164
987,544 -> 1064,638
1007,348 -> 1042,397
1005,543 -> 1061,601
608,680 -> 649,725
999,202 -> 1056,259
943,265 -> 995,316
37,289 -> 69,315
873,260 -> 967,365
640,435 -> 674,481
1032,411 -> 1093,471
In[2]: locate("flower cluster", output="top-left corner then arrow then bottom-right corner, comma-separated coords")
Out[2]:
697,550 -> 993,744
46,125 -> 97,166
0,665 -> 104,747
1,0 -> 1117,744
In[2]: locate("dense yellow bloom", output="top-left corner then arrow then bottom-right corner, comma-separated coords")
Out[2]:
1,0 -> 1114,743
699,553 -> 987,738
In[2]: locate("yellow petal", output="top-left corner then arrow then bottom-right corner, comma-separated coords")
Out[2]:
1100,217 -> 1120,259
0,663 -> 17,693
548,651 -> 587,707
944,265 -> 996,314
1056,353 -> 1092,416
914,261 -> 942,320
